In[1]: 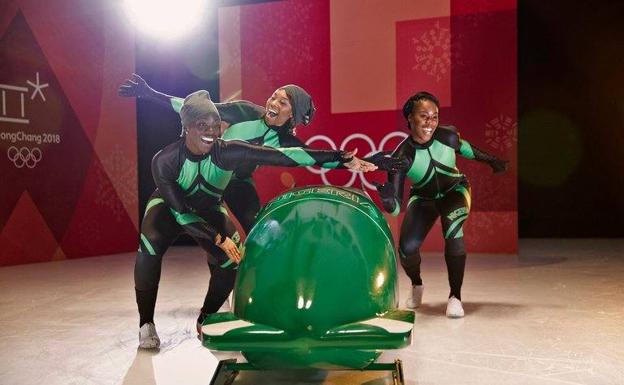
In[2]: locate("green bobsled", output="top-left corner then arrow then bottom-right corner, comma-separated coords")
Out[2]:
201,185 -> 414,370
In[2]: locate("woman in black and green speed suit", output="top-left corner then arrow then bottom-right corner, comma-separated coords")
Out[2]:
135,90 -> 376,349
120,74 -> 397,233
375,91 -> 508,318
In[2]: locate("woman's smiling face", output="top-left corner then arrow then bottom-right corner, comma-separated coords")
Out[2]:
264,88 -> 293,127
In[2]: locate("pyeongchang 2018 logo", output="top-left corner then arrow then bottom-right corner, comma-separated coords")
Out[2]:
1,72 -> 61,169
7,146 -> 42,168
305,131 -> 408,190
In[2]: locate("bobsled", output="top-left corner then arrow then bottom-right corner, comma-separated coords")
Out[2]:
201,186 -> 414,384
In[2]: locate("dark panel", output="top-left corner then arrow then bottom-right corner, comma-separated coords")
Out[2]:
518,0 -> 624,237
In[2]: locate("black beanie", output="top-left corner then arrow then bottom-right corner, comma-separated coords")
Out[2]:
281,85 -> 316,126
180,90 -> 219,127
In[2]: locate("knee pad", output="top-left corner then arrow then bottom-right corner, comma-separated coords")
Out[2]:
399,237 -> 423,260
398,247 -> 422,271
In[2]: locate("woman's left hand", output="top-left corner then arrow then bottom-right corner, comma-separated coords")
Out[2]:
343,148 -> 377,172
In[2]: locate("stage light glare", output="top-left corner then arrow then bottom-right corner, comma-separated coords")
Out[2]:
124,0 -> 207,40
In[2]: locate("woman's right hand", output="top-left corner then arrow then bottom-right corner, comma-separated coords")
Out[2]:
343,149 -> 378,172
215,234 -> 241,264
118,73 -> 154,99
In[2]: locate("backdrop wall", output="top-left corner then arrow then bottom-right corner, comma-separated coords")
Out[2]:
0,1 -> 138,265
0,0 -> 517,266
217,0 -> 517,253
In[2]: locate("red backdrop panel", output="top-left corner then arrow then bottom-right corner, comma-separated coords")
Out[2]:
0,1 -> 137,266
229,0 -> 517,253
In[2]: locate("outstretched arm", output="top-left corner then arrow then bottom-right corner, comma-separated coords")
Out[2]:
458,139 -> 508,174
318,150 -> 408,172
118,73 -> 178,111
216,100 -> 264,126
119,74 -> 263,127
217,140 -> 377,172
363,151 -> 410,172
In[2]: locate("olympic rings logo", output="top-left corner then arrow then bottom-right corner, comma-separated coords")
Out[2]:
305,131 -> 408,189
7,146 -> 43,169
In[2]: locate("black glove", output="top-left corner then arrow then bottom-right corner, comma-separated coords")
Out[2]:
470,145 -> 509,175
372,181 -> 397,213
364,152 -> 409,172
489,159 -> 509,174
118,73 -> 156,99
373,181 -> 395,198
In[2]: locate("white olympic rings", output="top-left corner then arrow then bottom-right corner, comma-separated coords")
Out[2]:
305,131 -> 408,189
7,146 -> 43,169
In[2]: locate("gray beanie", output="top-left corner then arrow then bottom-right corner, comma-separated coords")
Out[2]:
281,85 -> 315,126
180,90 -> 219,128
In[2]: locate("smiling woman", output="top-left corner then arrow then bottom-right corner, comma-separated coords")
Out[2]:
184,117 -> 221,154
180,90 -> 221,155
264,88 -> 292,127
375,91 -> 509,319
134,90 -> 378,349
119,75 -> 401,235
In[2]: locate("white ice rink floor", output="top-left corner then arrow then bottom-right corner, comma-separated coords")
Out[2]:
1,239 -> 623,385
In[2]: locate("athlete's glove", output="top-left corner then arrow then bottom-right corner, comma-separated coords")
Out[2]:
118,73 -> 156,99
470,145 -> 509,174
372,181 -> 398,213
363,152 -> 409,172
488,158 -> 509,174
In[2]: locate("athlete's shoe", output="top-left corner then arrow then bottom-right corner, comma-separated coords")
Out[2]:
405,285 -> 424,308
446,296 -> 465,318
138,322 -> 160,349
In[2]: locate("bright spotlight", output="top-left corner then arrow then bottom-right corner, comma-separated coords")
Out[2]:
124,0 -> 208,40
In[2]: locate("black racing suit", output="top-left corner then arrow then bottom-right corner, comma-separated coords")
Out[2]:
155,95 -> 347,233
135,138 -> 349,326
378,126 -> 505,300
173,96 -> 302,233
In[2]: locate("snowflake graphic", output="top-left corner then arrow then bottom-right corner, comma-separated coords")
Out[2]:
412,21 -> 451,82
485,114 -> 517,151
95,145 -> 137,222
